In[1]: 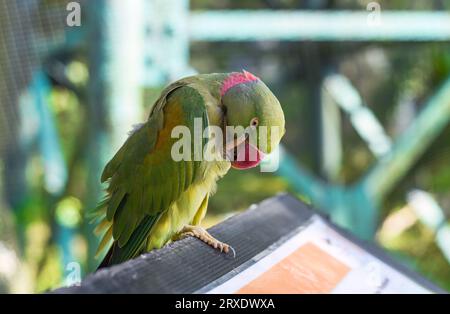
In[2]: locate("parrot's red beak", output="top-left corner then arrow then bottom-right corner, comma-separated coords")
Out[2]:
228,138 -> 264,170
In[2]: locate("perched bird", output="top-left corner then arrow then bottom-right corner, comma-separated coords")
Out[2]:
94,71 -> 285,268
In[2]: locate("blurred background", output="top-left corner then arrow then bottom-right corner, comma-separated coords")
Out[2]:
1,0 -> 450,293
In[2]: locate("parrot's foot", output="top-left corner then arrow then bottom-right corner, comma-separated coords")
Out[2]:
176,225 -> 236,258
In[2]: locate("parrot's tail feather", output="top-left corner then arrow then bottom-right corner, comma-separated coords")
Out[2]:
95,224 -> 113,258
96,214 -> 161,270
97,242 -> 116,270
87,194 -> 110,225
94,218 -> 111,236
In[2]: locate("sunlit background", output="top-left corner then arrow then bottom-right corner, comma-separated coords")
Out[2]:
0,0 -> 450,293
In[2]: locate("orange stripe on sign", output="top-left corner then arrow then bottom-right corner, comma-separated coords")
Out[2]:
237,242 -> 351,294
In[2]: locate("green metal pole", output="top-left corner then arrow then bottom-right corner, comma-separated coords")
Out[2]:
276,146 -> 330,208
189,11 -> 450,42
142,0 -> 193,87
360,76 -> 450,203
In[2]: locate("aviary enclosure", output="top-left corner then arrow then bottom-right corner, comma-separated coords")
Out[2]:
0,0 -> 449,293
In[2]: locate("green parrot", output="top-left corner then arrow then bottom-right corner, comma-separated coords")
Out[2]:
94,70 -> 285,268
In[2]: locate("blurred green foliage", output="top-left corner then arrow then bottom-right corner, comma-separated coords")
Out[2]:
0,0 -> 449,293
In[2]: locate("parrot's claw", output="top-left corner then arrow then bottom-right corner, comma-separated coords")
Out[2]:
176,225 -> 236,258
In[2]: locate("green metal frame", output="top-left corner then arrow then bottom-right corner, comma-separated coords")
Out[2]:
277,74 -> 450,238
189,10 -> 450,42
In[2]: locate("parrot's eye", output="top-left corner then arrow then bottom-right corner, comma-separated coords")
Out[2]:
250,117 -> 259,127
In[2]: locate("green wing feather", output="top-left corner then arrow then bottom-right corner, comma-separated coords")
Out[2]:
95,81 -> 210,267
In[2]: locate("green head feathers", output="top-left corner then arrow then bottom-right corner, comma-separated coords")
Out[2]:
221,71 -> 285,154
